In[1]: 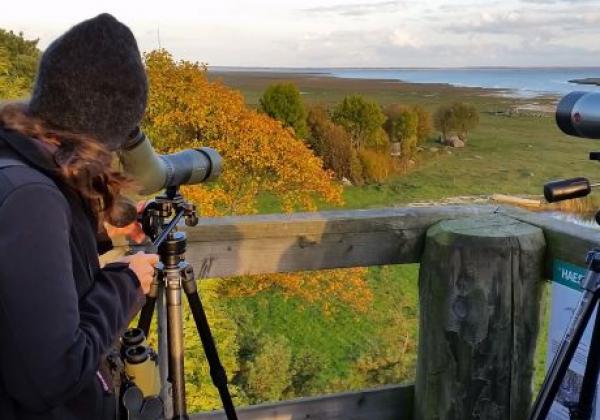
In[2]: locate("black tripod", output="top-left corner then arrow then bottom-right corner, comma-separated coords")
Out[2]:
529,250 -> 600,419
136,186 -> 238,420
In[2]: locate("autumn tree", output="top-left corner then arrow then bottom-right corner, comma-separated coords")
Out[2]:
143,50 -> 341,215
331,95 -> 387,150
259,82 -> 308,138
218,268 -> 372,314
143,51 -> 374,304
143,51 -> 374,406
306,105 -> 361,183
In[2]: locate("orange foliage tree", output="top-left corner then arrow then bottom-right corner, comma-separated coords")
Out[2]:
142,50 -> 371,310
143,50 -> 341,215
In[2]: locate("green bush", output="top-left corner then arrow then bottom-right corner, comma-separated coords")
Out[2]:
243,334 -> 292,403
259,82 -> 308,138
384,104 -> 418,160
0,28 -> 40,99
332,95 -> 387,150
434,102 -> 479,141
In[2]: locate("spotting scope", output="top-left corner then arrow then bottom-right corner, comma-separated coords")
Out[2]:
118,127 -> 222,195
556,91 -> 600,139
544,92 -> 600,205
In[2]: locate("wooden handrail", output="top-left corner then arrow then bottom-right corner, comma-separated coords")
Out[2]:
111,205 -> 600,419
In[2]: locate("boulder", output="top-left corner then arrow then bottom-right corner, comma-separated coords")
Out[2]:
341,177 -> 353,186
442,134 -> 465,148
390,142 -> 401,157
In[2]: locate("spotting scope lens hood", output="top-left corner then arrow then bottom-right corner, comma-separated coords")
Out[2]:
556,91 -> 600,139
118,130 -> 223,195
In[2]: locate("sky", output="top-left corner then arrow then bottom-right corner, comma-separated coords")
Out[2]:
2,0 -> 600,67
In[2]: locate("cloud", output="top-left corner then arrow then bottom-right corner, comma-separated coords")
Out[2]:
521,0 -> 598,3
444,8 -> 600,38
299,1 -> 402,17
389,30 -> 422,48
286,26 -> 600,67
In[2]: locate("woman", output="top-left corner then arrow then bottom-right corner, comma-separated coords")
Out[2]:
0,14 -> 157,419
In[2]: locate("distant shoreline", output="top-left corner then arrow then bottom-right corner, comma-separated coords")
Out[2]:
570,78 -> 600,86
210,67 -> 600,99
210,66 -> 600,71
209,69 -> 558,101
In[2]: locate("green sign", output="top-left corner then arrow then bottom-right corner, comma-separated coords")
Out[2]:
553,260 -> 586,292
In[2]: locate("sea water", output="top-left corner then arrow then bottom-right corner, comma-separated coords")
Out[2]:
326,67 -> 600,98
212,66 -> 600,98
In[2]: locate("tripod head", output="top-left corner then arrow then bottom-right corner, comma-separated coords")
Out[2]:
134,186 -> 239,420
139,186 -> 199,250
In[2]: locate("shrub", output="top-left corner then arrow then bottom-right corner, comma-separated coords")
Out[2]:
243,335 -> 292,403
434,102 -> 479,142
332,95 -> 387,150
358,149 -> 393,183
350,150 -> 365,185
412,104 -> 433,144
307,105 -> 363,184
433,105 -> 454,139
0,29 -> 40,99
451,102 -> 479,141
384,104 -> 418,160
259,82 -> 308,138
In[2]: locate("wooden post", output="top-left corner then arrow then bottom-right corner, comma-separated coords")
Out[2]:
415,215 -> 545,420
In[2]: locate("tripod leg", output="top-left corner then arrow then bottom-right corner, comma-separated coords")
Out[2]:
157,283 -> 173,419
181,264 -> 238,420
529,290 -> 599,419
137,298 -> 155,337
138,264 -> 162,337
573,302 -> 600,420
165,269 -> 188,419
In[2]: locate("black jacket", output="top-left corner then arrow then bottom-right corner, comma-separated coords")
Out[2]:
0,128 -> 144,419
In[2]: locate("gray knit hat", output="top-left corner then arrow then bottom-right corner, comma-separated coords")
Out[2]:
28,13 -> 148,150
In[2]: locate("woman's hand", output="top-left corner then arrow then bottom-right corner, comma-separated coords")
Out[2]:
104,201 -> 147,244
118,252 -> 159,294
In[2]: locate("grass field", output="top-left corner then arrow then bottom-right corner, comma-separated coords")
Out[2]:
205,70 -> 595,404
211,70 -> 600,209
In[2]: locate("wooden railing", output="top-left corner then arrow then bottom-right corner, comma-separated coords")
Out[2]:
117,205 -> 600,420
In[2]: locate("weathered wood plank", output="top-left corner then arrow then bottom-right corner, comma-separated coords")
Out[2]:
190,384 -> 413,420
415,215 -> 545,420
122,206 -> 497,278
497,206 -> 600,278
115,206 -> 600,280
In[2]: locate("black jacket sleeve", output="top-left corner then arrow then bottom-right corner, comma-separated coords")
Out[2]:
0,183 -> 144,412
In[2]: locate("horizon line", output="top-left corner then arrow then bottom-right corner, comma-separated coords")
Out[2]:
208,65 -> 600,70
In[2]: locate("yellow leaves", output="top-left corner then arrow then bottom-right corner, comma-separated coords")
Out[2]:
219,268 -> 374,315
143,49 -> 365,318
143,49 -> 342,216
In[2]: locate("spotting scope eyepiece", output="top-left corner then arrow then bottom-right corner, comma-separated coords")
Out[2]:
556,91 -> 600,139
544,177 -> 592,203
117,128 -> 222,195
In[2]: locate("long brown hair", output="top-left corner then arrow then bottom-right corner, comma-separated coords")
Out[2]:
0,102 -> 136,228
